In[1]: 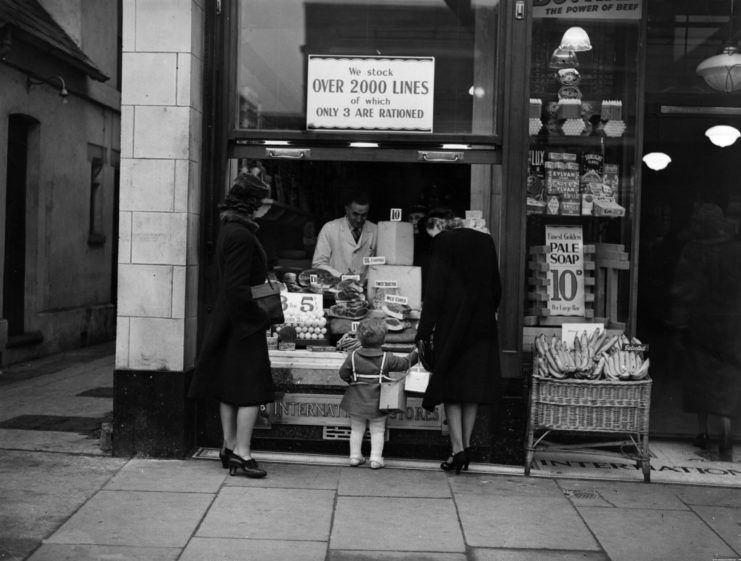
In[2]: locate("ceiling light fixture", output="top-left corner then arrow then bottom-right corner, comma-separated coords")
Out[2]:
559,27 -> 592,52
642,152 -> 672,171
705,125 -> 741,146
696,0 -> 741,92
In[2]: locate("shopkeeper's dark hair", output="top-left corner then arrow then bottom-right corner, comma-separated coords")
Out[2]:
344,190 -> 370,207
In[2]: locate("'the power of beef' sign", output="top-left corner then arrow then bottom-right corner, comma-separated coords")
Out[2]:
533,0 -> 642,19
306,55 -> 435,132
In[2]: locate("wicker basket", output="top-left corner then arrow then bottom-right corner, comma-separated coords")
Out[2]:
529,375 -> 652,434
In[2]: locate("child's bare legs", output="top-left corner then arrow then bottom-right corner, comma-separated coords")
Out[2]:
349,416 -> 366,465
368,416 -> 387,468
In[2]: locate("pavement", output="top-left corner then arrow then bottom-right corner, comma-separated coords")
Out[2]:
2,342 -> 741,561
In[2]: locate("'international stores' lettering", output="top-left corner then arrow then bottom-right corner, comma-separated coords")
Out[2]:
267,393 -> 442,429
538,459 -> 741,477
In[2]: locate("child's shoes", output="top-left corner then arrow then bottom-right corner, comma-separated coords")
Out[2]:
370,458 -> 385,469
349,456 -> 366,467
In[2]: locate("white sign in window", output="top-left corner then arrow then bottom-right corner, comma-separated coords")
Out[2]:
545,225 -> 585,316
306,55 -> 435,132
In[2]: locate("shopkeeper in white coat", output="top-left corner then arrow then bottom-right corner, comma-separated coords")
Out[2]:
312,191 -> 378,281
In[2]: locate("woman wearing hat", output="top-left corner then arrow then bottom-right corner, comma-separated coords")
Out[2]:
188,172 -> 274,478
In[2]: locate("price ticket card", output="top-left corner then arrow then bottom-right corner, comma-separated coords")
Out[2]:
281,293 -> 323,320
390,208 -> 403,221
363,256 -> 387,265
374,280 -> 398,288
341,274 -> 361,281
384,294 -> 409,305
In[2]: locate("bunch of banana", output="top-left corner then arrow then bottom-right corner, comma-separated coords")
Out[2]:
336,332 -> 361,353
533,330 -> 650,381
601,334 -> 650,380
533,332 -> 594,379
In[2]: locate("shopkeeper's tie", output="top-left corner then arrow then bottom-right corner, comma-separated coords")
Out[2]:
352,227 -> 361,243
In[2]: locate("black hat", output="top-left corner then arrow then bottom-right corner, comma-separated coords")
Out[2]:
229,172 -> 270,202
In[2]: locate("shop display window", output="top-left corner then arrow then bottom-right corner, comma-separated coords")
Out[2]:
524,15 -> 641,333
233,0 -> 502,139
225,158 -> 494,352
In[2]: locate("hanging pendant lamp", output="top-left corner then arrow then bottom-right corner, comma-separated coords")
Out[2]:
559,27 -> 592,52
696,0 -> 741,92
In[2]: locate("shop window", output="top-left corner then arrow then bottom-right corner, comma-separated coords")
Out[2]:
87,144 -> 106,246
524,12 -> 641,334
233,0 -> 502,140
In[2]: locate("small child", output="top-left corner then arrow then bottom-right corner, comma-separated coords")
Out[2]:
339,318 -> 417,469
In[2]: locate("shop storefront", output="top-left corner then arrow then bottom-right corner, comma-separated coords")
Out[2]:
114,0 -> 741,467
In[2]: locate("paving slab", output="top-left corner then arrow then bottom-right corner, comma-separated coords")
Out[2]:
180,537 -> 327,561
690,505 -> 741,552
196,487 -> 334,541
0,451 -> 125,558
0,536 -> 37,561
674,485 -> 741,507
556,479 -> 689,510
579,506 -> 738,561
338,467 -> 450,498
45,490 -> 213,547
331,496 -> 464,552
105,458 -> 227,493
223,461 -> 341,489
450,474 -> 564,498
470,549 -> 609,561
0,429 -> 105,455
329,551 -> 467,561
457,495 -> 600,550
25,544 -> 180,561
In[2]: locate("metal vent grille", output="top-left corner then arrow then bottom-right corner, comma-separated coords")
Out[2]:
322,426 -> 389,441
563,489 -> 602,500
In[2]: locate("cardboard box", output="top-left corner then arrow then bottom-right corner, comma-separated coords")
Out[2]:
377,221 -> 414,265
367,265 -> 422,309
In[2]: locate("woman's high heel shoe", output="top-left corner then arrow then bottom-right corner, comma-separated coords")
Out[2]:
228,453 -> 267,478
440,451 -> 469,474
219,447 -> 233,469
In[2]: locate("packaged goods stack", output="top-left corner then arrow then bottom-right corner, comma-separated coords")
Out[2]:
367,219 -> 421,349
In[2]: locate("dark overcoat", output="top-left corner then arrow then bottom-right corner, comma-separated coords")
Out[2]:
188,220 -> 275,406
416,227 -> 502,411
672,238 -> 741,417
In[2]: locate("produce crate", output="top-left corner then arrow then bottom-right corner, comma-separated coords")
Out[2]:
524,372 -> 652,482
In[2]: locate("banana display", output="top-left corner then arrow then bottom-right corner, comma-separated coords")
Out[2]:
533,329 -> 649,381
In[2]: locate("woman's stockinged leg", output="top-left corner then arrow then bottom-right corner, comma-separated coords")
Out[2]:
461,403 -> 479,449
233,405 -> 259,459
444,403 -> 464,454
219,402 -> 238,451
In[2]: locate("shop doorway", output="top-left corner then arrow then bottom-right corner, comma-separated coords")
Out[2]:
3,115 -> 35,338
638,110 -> 741,443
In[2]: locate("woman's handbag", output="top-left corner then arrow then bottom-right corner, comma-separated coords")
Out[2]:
404,363 -> 430,394
417,338 -> 434,371
251,280 -> 285,325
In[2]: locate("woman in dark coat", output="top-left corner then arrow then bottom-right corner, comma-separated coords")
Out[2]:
188,172 -> 274,478
415,208 -> 502,473
670,203 -> 741,461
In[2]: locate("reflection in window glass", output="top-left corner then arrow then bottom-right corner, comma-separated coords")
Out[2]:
236,0 -> 500,135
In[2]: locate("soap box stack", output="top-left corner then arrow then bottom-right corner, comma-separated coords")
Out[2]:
367,221 -> 422,311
